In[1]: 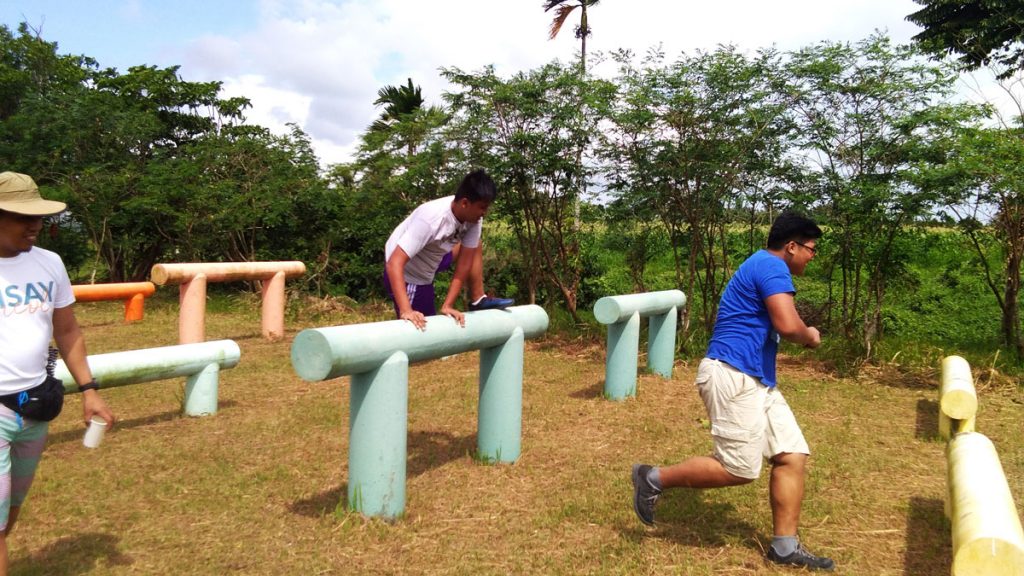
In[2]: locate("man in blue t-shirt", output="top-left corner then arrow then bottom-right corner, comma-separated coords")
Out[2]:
631,211 -> 834,572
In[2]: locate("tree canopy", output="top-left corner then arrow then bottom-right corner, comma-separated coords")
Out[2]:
908,0 -> 1024,78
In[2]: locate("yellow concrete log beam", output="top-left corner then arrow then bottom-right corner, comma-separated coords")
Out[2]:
948,432 -> 1024,576
939,356 -> 978,440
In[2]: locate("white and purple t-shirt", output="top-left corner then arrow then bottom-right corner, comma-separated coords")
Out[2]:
384,196 -> 482,285
0,247 -> 74,394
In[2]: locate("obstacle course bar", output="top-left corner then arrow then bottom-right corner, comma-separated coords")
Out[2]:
151,261 -> 306,343
593,290 -> 686,400
55,340 -> 241,416
291,305 -> 549,519
73,282 -> 157,322
939,355 -> 1024,575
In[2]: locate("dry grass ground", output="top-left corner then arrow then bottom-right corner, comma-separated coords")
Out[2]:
9,295 -> 1024,575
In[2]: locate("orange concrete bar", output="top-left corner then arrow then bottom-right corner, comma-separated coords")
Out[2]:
150,262 -> 306,343
73,282 -> 157,322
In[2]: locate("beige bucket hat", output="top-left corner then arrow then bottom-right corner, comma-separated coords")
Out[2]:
0,172 -> 67,216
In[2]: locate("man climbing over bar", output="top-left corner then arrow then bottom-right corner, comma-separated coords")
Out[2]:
630,210 -> 834,572
384,169 -> 512,330
0,172 -> 116,575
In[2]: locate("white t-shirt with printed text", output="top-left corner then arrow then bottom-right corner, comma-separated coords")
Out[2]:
0,247 -> 75,394
384,196 -> 482,285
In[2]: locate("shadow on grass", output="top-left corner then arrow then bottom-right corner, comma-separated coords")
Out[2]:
75,319 -> 123,330
407,430 -> 474,477
11,532 -> 132,575
621,489 -> 761,549
569,380 -> 605,400
46,400 -> 240,445
905,497 -> 950,575
915,399 -> 941,441
217,332 -> 269,344
290,484 -> 347,518
288,430 -> 473,518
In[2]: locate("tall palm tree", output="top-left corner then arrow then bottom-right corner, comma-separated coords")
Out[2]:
544,1 -> 600,230
370,78 -> 424,132
544,0 -> 600,73
369,78 -> 448,162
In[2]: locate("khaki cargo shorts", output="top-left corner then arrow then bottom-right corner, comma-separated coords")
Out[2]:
696,357 -> 809,479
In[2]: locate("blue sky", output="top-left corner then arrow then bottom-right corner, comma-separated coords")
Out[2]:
1,1 -> 260,71
6,0 -> 1006,166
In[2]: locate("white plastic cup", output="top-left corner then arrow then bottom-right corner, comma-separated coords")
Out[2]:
83,416 -> 108,449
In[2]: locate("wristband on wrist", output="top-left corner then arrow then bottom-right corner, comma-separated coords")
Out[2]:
78,380 -> 100,393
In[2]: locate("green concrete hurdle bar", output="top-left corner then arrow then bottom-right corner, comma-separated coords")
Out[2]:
593,290 -> 686,400
290,305 -> 549,519
54,340 -> 241,416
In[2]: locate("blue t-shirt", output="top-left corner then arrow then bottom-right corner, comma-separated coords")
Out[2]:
706,250 -> 795,387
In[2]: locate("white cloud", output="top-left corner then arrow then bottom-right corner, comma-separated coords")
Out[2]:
173,0 -> 929,167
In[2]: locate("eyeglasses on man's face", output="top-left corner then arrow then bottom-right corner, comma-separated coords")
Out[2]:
794,241 -> 817,256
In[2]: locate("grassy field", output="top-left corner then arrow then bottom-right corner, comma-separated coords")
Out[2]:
10,294 -> 1024,575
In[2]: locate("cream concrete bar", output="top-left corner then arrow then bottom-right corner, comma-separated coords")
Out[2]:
151,261 -> 306,343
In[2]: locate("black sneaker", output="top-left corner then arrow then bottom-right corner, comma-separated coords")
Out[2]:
631,464 -> 661,526
767,543 -> 835,572
468,296 -> 514,311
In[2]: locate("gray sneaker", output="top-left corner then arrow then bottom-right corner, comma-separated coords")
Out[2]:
631,464 -> 661,526
767,543 -> 835,572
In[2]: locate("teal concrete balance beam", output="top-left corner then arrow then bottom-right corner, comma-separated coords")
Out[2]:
54,339 -> 241,416
594,290 -> 687,400
291,305 -> 549,520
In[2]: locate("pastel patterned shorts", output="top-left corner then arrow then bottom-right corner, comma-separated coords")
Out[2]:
0,405 -> 49,530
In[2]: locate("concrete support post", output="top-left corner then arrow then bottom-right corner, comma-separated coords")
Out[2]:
939,355 -> 979,440
478,327 -> 524,463
179,274 -> 207,344
349,352 -> 409,519
261,271 -> 287,341
72,281 -> 157,323
184,362 -> 221,416
54,340 -> 241,417
647,305 -> 678,378
151,261 -> 306,343
290,305 -> 548,519
605,312 -> 640,400
125,292 -> 146,322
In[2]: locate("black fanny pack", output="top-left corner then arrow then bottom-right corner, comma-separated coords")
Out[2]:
0,375 -> 66,422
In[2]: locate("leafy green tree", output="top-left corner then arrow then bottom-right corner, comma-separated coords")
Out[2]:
0,23 -> 341,285
331,79 -> 456,299
603,46 -> 795,336
443,62 -> 615,319
926,126 -> 1024,356
157,124 -> 332,265
908,0 -> 1024,79
48,65 -> 249,280
784,34 -> 983,359
357,79 -> 452,207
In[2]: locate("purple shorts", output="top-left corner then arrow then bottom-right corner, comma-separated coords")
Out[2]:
382,271 -> 437,317
382,251 -> 454,318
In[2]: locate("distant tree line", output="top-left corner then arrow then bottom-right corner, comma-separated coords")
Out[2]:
2,19 -> 1023,363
